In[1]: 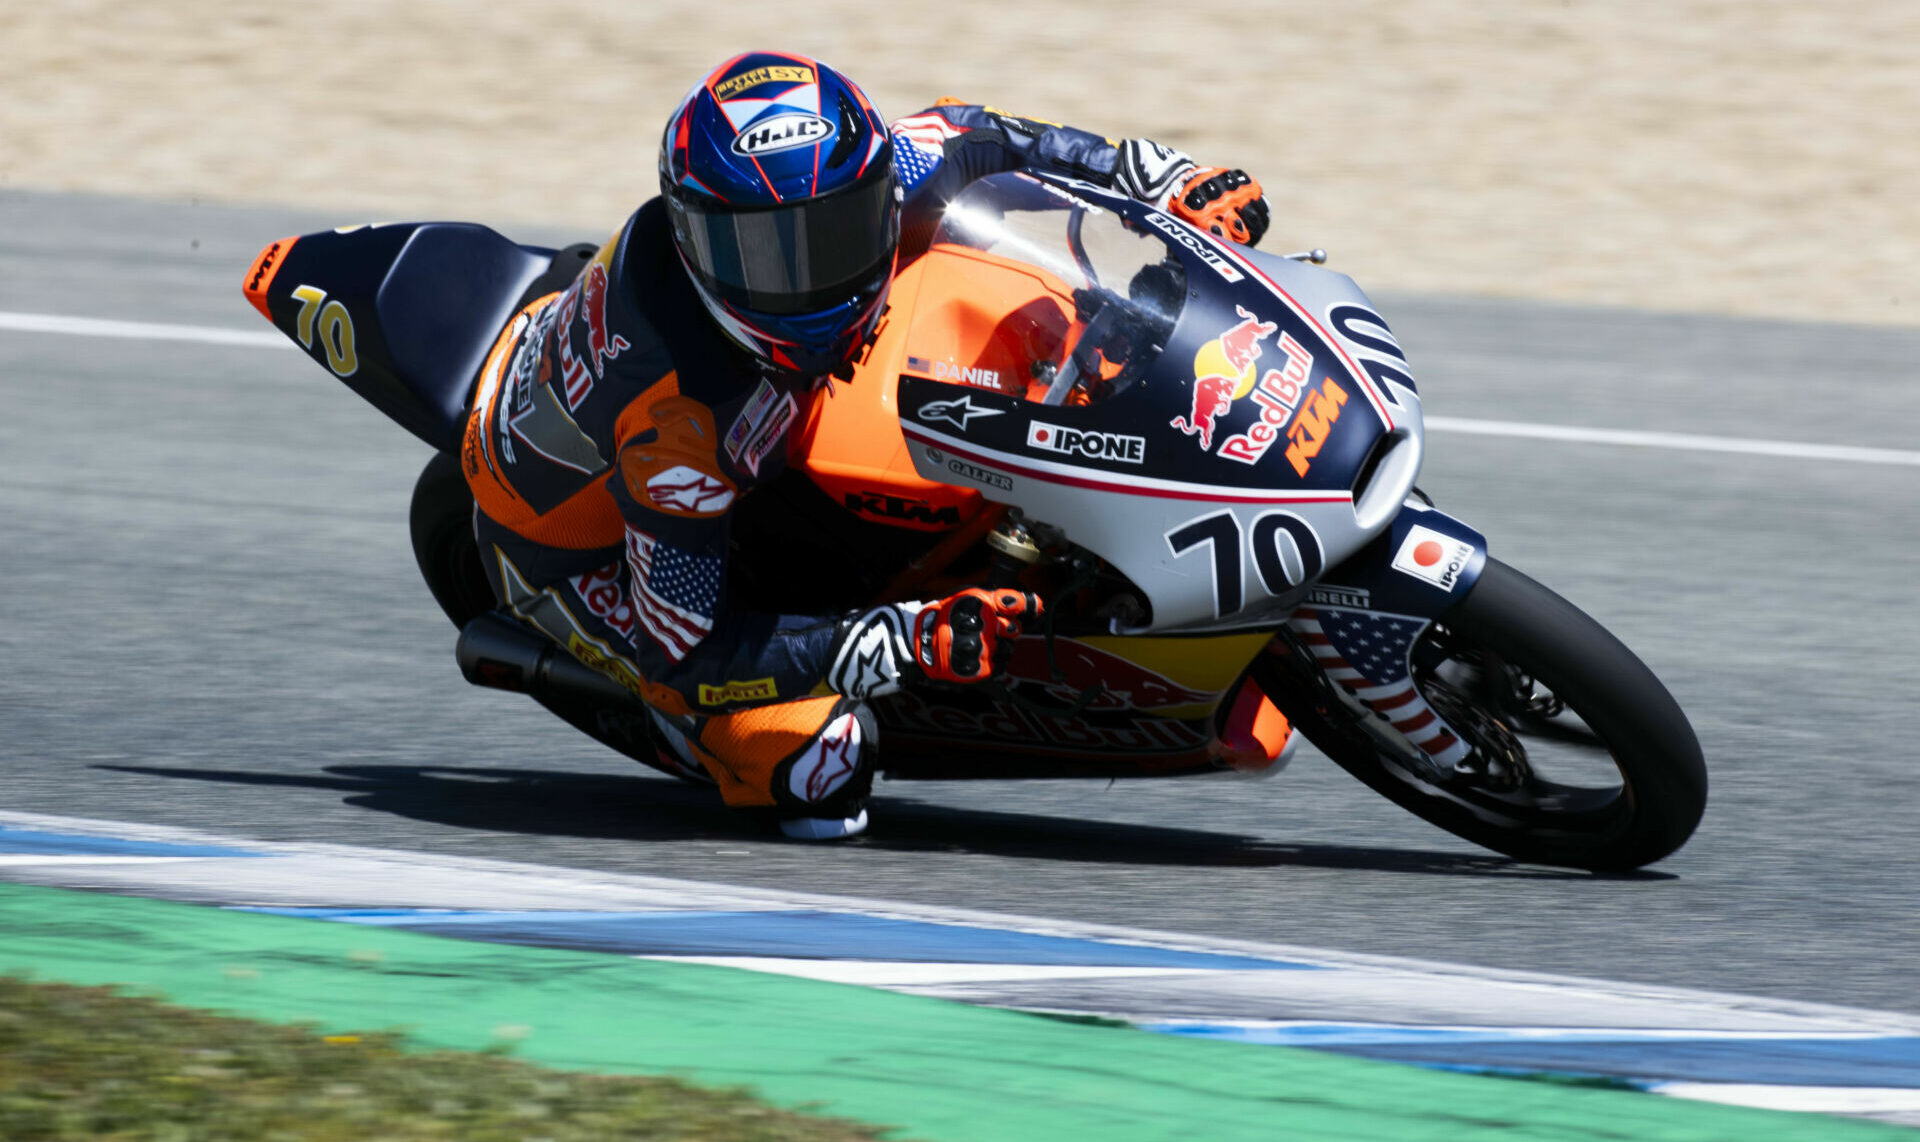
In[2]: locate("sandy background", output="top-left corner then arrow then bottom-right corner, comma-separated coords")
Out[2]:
4,1 -> 1916,326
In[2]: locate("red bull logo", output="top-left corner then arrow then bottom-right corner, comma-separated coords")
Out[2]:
1218,329 -> 1315,466
1006,638 -> 1218,712
580,261 -> 630,379
1171,305 -> 1301,453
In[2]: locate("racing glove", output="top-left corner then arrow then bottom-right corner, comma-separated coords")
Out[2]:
1172,167 -> 1270,247
826,590 -> 1043,697
1113,139 -> 1269,247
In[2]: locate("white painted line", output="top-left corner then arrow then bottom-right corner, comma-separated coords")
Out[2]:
1651,1082 -> 1920,1121
0,310 -> 287,349
1426,415 -> 1920,468
4,309 -> 1914,470
644,955 -> 1214,987
0,855 -> 212,867
1136,1019 -> 1896,1044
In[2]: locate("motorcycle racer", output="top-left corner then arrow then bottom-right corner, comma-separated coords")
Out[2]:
463,50 -> 1272,840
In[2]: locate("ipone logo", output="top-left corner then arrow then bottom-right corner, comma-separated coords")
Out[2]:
732,113 -> 836,156
1391,525 -> 1475,591
1026,420 -> 1145,464
1142,211 -> 1243,282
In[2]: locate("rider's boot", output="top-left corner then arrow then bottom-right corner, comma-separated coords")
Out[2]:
657,698 -> 877,842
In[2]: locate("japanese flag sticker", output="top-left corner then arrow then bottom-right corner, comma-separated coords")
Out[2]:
1391,525 -> 1476,591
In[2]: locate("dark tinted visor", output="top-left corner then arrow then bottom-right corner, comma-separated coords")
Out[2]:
670,167 -> 899,315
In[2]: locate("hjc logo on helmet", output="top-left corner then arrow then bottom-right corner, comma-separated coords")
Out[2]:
732,114 -> 837,157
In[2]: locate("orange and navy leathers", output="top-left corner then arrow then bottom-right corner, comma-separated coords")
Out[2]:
462,102 -> 1173,809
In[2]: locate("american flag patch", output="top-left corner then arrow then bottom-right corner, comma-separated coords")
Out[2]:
892,112 -> 964,152
891,129 -> 944,190
1290,607 -> 1471,766
625,529 -> 721,661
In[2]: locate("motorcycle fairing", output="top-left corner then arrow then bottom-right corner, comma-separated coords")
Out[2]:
833,172 -> 1425,631
245,223 -> 552,453
873,628 -> 1276,779
1309,501 -> 1489,620
1020,172 -> 1413,460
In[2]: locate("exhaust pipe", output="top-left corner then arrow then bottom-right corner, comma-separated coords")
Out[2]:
456,613 -> 646,711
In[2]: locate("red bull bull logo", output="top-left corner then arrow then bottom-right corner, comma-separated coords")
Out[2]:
1167,303 -> 1320,467
548,239 -> 631,412
1218,328 -> 1315,466
1006,638 -> 1218,712
580,261 -> 630,378
1170,305 -> 1275,451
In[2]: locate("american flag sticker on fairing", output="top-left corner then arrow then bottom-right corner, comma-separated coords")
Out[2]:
1289,607 -> 1470,766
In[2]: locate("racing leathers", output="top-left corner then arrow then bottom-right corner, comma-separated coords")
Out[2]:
461,100 -> 1258,828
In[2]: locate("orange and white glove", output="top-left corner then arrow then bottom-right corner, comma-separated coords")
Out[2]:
1114,139 -> 1270,247
1171,167 -> 1270,247
911,588 -> 1042,685
826,590 -> 1042,697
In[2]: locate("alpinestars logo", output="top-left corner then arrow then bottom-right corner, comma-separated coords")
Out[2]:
917,393 -> 1005,431
827,605 -> 925,700
1026,420 -> 1146,464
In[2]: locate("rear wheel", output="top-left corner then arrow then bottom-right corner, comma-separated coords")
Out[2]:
409,451 -> 494,628
1256,558 -> 1706,871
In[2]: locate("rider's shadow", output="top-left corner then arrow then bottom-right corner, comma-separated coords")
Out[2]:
93,764 -> 1667,880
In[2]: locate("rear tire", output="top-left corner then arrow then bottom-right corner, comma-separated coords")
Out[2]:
409,451 -> 494,628
407,451 -> 708,788
1258,558 -> 1706,871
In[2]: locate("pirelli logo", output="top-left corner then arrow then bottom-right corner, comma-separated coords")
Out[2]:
714,66 -> 812,101
698,677 -> 779,706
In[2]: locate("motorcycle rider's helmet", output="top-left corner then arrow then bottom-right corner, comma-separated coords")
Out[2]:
660,52 -> 899,374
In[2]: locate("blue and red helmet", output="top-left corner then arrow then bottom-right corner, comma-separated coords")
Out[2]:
660,52 -> 898,374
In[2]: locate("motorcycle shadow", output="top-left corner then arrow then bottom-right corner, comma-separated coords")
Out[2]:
95,764 -> 1669,881
869,797 -> 1667,880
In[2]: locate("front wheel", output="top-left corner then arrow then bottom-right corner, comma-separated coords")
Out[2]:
1257,558 -> 1706,871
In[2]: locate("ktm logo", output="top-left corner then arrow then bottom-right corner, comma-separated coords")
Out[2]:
844,491 -> 962,526
1284,377 -> 1349,476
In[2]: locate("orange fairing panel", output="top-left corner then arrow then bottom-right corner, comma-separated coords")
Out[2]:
893,243 -> 1081,400
243,235 -> 299,320
793,243 -> 1091,531
793,252 -> 968,531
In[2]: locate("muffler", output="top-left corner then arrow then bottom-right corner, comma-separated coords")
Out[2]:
455,613 -> 646,711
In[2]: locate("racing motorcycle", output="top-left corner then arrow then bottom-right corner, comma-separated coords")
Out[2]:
241,171 -> 1706,871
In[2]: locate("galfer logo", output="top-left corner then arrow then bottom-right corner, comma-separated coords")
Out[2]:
1142,211 -> 1244,282
732,113 -> 835,156
916,393 -> 1005,431
947,457 -> 1012,491
1391,525 -> 1476,591
1026,420 -> 1146,464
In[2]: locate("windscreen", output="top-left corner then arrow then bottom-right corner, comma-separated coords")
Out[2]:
928,174 -> 1186,403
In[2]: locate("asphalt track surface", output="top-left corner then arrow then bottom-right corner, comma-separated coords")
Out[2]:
4,189 -> 1917,1015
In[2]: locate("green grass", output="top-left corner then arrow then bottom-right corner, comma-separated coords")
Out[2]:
0,975 -> 896,1141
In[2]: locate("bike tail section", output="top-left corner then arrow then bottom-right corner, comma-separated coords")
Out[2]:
242,222 -> 554,452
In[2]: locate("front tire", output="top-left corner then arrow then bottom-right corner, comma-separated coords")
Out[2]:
1258,558 -> 1706,871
